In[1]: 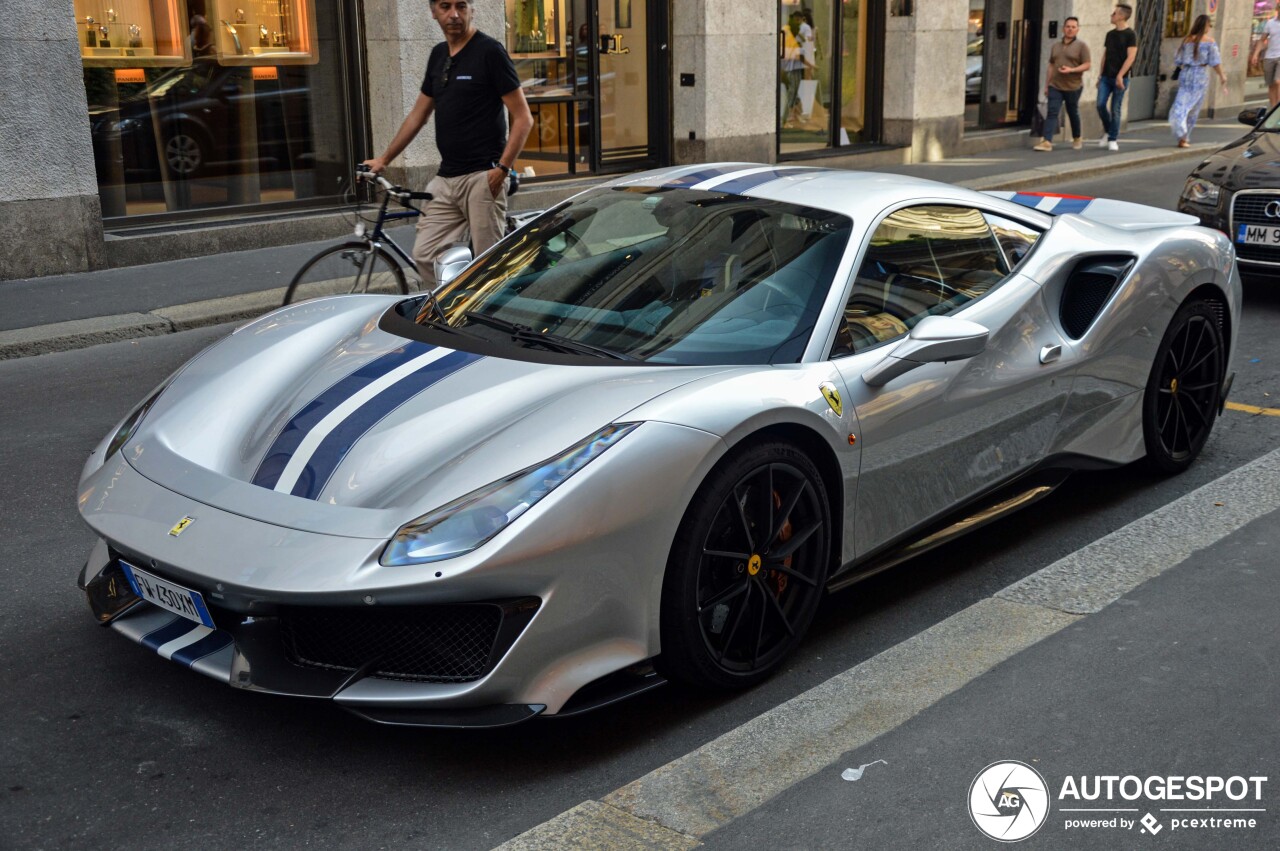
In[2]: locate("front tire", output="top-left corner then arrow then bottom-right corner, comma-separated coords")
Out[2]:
658,442 -> 831,689
283,242 -> 408,305
1142,299 -> 1224,474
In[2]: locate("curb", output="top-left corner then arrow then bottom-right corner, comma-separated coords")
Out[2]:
0,144 -> 1213,361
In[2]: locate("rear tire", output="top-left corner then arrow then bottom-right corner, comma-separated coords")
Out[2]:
1141,299 -> 1224,475
657,441 -> 831,690
283,242 -> 408,305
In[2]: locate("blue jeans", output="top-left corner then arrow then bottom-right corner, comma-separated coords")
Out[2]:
1096,75 -> 1126,141
1044,86 -> 1082,142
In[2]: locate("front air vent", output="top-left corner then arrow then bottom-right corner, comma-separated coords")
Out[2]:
1059,256 -> 1135,339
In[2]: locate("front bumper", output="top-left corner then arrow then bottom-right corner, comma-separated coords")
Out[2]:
76,422 -> 723,723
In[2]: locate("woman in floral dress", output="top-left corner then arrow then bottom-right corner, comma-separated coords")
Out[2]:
1170,15 -> 1229,148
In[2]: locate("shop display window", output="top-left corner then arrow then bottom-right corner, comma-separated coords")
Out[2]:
209,0 -> 318,66
75,0 -> 191,67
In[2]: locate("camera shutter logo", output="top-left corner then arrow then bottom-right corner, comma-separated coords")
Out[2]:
1265,201 -> 1280,219
968,761 -> 1051,842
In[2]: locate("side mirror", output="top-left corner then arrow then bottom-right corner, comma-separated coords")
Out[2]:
434,244 -> 473,287
1238,107 -> 1267,127
861,315 -> 989,387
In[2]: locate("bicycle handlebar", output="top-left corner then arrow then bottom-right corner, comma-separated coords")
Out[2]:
355,165 -> 432,202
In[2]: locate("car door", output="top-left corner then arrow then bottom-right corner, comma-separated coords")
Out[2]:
829,204 -> 1077,557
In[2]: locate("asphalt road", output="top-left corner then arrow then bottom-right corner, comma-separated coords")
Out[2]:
2,162 -> 1279,851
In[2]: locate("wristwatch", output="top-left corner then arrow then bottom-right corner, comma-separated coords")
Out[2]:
491,162 -> 521,195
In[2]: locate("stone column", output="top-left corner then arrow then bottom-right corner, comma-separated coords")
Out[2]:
881,0 -> 966,161
673,0 -> 775,164
0,1 -> 104,279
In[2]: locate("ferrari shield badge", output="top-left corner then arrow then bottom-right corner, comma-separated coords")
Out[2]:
169,515 -> 195,537
820,382 -> 842,416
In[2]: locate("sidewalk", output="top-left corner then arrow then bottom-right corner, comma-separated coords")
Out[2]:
0,115 -> 1255,360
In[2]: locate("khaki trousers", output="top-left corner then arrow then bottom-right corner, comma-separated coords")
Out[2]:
412,170 -> 508,290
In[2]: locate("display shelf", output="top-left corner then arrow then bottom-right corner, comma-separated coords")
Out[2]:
211,0 -> 318,66
75,0 -> 191,67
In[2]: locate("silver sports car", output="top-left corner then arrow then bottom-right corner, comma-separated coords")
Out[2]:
78,164 -> 1241,727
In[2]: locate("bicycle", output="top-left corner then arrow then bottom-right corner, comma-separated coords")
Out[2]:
283,166 -> 430,305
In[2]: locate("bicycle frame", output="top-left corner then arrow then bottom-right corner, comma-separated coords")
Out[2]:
359,181 -> 421,281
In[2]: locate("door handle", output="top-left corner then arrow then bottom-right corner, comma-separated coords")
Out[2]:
1039,344 -> 1062,364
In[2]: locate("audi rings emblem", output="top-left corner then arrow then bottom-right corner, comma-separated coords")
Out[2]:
1265,201 -> 1280,218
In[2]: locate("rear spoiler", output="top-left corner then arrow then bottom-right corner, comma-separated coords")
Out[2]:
985,191 -> 1198,230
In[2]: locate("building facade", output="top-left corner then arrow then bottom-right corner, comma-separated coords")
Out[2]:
0,0 -> 1259,280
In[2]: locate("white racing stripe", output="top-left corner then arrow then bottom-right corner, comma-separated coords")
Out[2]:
156,624 -> 213,660
1035,195 -> 1060,211
273,346 -> 456,494
692,165 -> 788,191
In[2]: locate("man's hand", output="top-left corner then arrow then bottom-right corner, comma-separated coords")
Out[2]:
362,157 -> 388,175
488,166 -> 506,198
1117,76 -> 1126,91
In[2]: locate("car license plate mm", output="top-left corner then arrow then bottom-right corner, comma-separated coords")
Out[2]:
1236,223 -> 1280,246
120,561 -> 215,628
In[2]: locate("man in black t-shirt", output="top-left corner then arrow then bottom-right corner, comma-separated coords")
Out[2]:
363,0 -> 532,289
1095,4 -> 1138,151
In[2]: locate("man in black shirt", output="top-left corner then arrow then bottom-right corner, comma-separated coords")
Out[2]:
1095,4 -> 1138,151
364,0 -> 533,289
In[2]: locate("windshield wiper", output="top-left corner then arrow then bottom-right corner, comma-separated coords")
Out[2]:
463,311 -> 636,361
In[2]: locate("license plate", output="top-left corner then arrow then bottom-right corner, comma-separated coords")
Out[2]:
1236,223 -> 1280,246
119,561 -> 215,628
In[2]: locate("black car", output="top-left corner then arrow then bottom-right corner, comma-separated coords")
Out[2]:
1178,104 -> 1280,278
89,61 -> 313,180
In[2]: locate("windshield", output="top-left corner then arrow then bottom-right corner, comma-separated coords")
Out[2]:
1259,106 -> 1280,132
423,187 -> 852,365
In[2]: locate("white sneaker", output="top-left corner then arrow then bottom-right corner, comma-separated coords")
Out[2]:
1097,136 -> 1109,149
1107,141 -> 1119,151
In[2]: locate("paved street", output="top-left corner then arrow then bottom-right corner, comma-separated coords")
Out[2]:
3,128 -> 1280,849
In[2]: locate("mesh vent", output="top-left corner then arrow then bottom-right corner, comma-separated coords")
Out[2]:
1231,194 -> 1280,265
1060,260 -> 1130,339
280,604 -> 505,683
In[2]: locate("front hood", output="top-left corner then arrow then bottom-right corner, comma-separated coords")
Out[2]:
1192,132 -> 1280,188
124,297 -> 730,538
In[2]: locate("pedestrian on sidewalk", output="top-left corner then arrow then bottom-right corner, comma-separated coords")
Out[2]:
362,0 -> 533,291
1096,4 -> 1137,152
1250,3 -> 1280,108
1169,15 -> 1228,148
1034,17 -> 1091,152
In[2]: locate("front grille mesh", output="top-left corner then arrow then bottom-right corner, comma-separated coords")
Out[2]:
279,604 -> 504,683
1231,194 -> 1280,264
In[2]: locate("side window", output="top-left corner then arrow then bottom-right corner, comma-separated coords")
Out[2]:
985,213 -> 1043,271
832,206 -> 1008,357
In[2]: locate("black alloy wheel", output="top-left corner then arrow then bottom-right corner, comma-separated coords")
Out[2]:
659,442 -> 831,689
164,131 -> 206,177
1142,299 -> 1224,474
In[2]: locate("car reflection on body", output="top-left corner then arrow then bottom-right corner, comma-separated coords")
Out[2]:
77,164 -> 1240,727
1178,104 -> 1280,279
88,61 -> 312,179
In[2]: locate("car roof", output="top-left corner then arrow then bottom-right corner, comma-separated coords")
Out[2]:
607,163 -> 1052,227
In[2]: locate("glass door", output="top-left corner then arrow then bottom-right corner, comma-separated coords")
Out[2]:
596,0 -> 659,169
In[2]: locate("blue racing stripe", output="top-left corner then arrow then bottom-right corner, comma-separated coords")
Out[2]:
661,165 -> 751,189
712,167 -> 814,196
170,630 -> 235,668
139,615 -> 199,651
1010,193 -> 1050,209
290,349 -> 483,500
252,341 -> 436,489
1050,198 -> 1091,215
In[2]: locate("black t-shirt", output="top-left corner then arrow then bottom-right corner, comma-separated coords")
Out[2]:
1102,28 -> 1138,77
420,32 -> 521,177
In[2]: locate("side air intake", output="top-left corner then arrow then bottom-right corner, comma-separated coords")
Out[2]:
1059,256 -> 1134,339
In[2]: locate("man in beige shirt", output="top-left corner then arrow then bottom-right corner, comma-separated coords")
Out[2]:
1034,17 -> 1092,151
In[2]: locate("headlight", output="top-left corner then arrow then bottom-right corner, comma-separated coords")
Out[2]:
381,422 -> 640,566
105,387 -> 166,460
1180,177 -> 1220,206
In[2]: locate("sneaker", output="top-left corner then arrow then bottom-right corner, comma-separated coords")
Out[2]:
1107,140 -> 1119,151
1072,137 -> 1084,150
1033,139 -> 1053,152
1098,136 -> 1109,149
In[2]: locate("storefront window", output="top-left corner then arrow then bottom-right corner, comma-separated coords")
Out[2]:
1164,0 -> 1192,39
778,1 -> 874,156
1249,1 -> 1276,98
79,0 -> 355,222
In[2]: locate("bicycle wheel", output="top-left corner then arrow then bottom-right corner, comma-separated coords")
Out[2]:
283,242 -> 408,305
